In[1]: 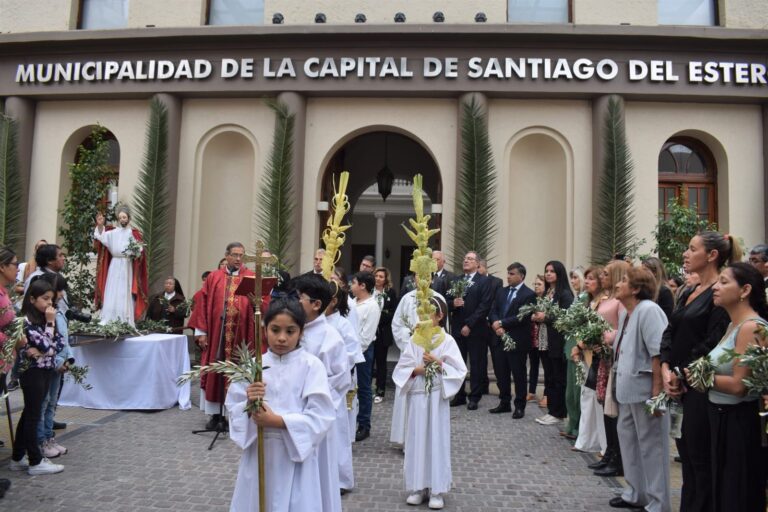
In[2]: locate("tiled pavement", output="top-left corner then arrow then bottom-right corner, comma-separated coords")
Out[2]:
0,383 -> 681,511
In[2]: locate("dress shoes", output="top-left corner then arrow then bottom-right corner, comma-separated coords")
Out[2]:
488,403 -> 512,414
594,463 -> 623,477
467,401 -> 479,411
52,421 -> 67,430
587,458 -> 608,470
204,415 -> 220,430
609,497 -> 643,509
449,396 -> 467,407
512,408 -> 525,419
355,427 -> 370,442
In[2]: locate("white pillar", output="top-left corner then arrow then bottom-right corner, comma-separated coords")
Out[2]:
374,212 -> 386,266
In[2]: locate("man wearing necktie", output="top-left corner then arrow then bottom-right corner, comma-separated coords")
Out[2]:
488,262 -> 536,418
448,251 -> 493,410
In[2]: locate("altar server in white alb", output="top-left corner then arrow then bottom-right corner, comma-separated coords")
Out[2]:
390,287 -> 447,446
291,274 -> 350,510
226,297 -> 336,512
393,296 -> 467,510
325,280 -> 365,493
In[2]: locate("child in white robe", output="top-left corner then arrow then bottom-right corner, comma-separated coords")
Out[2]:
325,280 -> 365,492
226,297 -> 336,512
392,296 -> 467,510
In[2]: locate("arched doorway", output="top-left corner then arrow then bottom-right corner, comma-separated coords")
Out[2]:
320,130 -> 442,291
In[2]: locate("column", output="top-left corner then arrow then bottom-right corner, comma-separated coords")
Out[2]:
374,212 -> 385,267
152,93 -> 181,287
276,92 -> 306,275
763,104 -> 768,241
3,96 -> 36,256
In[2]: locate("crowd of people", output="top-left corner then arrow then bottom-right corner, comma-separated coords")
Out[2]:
2,229 -> 768,511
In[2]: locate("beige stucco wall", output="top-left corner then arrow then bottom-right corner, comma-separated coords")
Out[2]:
301,97 -> 458,274
573,0 -> 657,26
624,101 -> 765,254
128,0 -> 205,28
265,0 -> 506,25
720,0 -> 768,29
0,0 -> 77,32
26,99 -> 149,255
175,99 -> 274,293
489,99 -> 592,278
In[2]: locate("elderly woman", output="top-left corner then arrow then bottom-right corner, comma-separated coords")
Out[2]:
610,266 -> 670,511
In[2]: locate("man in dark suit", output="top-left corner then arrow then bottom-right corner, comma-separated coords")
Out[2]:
448,251 -> 493,410
477,258 -> 502,394
748,244 -> 768,289
488,262 -> 536,418
430,250 -> 454,297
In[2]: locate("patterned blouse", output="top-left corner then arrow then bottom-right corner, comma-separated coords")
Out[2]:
21,319 -> 64,370
0,288 -> 17,373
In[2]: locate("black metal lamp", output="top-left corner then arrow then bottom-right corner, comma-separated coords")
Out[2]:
315,13 -> 326,23
433,11 -> 445,23
272,13 -> 284,24
394,12 -> 406,23
376,135 -> 395,201
475,12 -> 487,23
355,13 -> 366,23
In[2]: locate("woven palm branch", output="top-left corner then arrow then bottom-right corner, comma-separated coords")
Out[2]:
0,114 -> 23,250
133,98 -> 171,287
255,99 -> 296,269
592,97 -> 636,263
451,96 -> 497,270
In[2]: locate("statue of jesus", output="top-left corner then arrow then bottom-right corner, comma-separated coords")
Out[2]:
94,206 -> 149,326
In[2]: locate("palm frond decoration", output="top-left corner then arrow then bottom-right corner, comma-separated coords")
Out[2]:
451,96 -> 497,271
591,97 -> 636,263
133,98 -> 171,287
255,99 -> 295,269
0,114 -> 23,250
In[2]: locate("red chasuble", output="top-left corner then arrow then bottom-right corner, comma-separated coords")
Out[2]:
94,226 -> 149,321
187,267 -> 256,403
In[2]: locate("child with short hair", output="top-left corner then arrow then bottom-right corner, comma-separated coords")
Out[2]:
392,296 -> 467,509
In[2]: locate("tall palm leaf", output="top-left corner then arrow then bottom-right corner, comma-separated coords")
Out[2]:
592,97 -> 636,263
255,99 -> 295,268
0,114 -> 23,250
451,97 -> 498,270
133,98 -> 170,287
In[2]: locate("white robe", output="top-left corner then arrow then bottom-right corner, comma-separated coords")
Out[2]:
326,311 -> 365,489
93,226 -> 138,326
392,331 -> 467,495
301,315 -> 351,511
226,348 -> 335,512
389,290 -> 447,445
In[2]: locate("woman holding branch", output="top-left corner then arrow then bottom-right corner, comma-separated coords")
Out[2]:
226,298 -> 336,512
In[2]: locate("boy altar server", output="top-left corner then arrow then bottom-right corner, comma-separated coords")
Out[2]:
226,297 -> 335,512
393,296 -> 467,510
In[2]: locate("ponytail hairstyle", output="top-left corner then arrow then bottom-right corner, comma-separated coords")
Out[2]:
328,280 -> 350,317
726,262 -> 768,320
698,231 -> 743,269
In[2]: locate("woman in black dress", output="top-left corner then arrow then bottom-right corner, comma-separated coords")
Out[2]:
660,231 -> 741,512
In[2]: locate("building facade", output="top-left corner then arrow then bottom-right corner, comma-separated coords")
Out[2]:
1,0 -> 766,293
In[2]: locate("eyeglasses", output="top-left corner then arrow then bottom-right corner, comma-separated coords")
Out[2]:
228,253 -> 245,260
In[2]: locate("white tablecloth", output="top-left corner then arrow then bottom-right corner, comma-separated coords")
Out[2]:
59,333 -> 192,410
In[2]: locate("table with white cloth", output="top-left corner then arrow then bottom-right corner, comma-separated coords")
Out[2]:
59,333 -> 192,410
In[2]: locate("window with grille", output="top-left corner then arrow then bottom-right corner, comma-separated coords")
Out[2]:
658,137 -> 717,223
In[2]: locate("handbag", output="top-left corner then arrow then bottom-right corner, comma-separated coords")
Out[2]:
604,366 -> 619,418
596,356 -> 610,403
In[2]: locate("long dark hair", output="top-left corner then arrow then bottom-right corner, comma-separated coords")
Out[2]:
726,262 -> 768,320
0,246 -> 16,267
22,279 -> 55,325
544,260 -> 572,305
329,280 -> 350,317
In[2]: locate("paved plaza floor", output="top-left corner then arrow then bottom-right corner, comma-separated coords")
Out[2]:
0,384 -> 681,511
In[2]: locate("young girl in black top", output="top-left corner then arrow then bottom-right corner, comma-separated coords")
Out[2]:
660,231 -> 740,512
8,279 -> 65,475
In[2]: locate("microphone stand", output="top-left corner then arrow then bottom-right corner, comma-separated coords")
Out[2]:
192,270 -> 232,450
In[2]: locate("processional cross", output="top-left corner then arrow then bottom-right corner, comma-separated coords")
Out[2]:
241,239 -> 278,512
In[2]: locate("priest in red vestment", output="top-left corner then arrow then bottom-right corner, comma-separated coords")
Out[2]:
188,242 -> 256,428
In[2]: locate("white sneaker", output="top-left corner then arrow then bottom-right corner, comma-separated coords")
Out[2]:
40,439 -> 60,458
374,396 -> 384,404
538,415 -> 562,425
28,457 -> 64,476
534,414 -> 553,424
406,491 -> 425,505
8,455 -> 29,471
429,494 -> 445,509
50,438 -> 67,455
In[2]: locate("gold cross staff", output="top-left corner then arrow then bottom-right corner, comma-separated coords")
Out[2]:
240,239 -> 278,512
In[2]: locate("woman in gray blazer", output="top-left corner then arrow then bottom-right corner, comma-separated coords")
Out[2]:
610,266 -> 670,512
